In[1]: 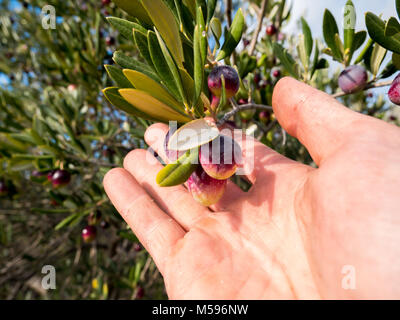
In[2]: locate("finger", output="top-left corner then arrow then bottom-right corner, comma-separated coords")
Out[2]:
103,168 -> 185,274
272,77 -> 365,165
123,149 -> 209,230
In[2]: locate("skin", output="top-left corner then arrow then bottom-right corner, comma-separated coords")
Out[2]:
104,78 -> 400,299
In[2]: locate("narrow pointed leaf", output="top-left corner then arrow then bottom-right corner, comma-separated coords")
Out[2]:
112,0 -> 153,25
119,89 -> 191,123
113,51 -> 159,81
141,0 -> 185,67
156,148 -> 199,187
301,17 -> 313,58
216,8 -> 245,61
206,0 -> 217,25
370,43 -> 387,76
323,9 -> 343,61
366,12 -> 400,54
343,1 -> 356,51
103,87 -> 157,120
193,6 -> 207,107
123,69 -> 185,114
133,29 -> 154,68
154,29 -> 187,104
385,17 -> 400,37
107,17 -> 147,40
148,31 -> 181,101
105,65 -> 134,88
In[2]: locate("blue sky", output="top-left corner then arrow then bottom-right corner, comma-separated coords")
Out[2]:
286,0 -> 396,36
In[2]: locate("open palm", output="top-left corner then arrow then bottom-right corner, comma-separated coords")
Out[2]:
104,78 -> 400,299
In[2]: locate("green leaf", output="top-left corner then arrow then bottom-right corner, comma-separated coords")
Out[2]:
206,0 -> 217,25
216,8 -> 245,61
112,0 -> 153,25
55,213 -> 81,231
119,89 -> 191,123
397,0 -> 400,20
113,51 -> 159,81
103,87 -> 158,120
193,6 -> 207,107
156,149 -> 199,187
154,29 -> 187,104
105,65 -> 134,88
133,29 -> 154,68
370,43 -> 387,76
379,62 -> 397,79
107,17 -> 147,40
323,9 -> 343,61
273,43 -> 300,79
351,31 -> 367,52
354,37 -> 374,64
310,41 -> 320,79
179,68 -> 207,117
366,12 -> 400,54
141,0 -> 185,67
297,35 -> 309,70
301,17 -> 313,58
123,69 -> 185,114
343,1 -> 356,51
148,31 -> 182,102
393,53 -> 400,69
210,17 -> 222,49
385,17 -> 400,37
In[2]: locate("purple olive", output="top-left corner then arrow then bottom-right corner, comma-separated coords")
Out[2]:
199,135 -> 242,180
187,166 -> 227,206
82,226 -> 97,243
388,73 -> 400,106
338,65 -> 368,94
51,170 -> 71,187
208,66 -> 240,99
0,180 -> 8,196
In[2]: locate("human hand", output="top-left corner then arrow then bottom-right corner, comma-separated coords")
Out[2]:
104,77 -> 400,299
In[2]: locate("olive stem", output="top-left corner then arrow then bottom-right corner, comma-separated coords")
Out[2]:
332,80 -> 392,98
248,0 -> 268,56
218,100 -> 273,125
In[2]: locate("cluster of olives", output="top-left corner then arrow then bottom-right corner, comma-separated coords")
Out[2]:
163,66 -> 243,206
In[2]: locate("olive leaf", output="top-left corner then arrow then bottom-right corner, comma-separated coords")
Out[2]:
385,17 -> 400,37
193,6 -> 207,107
370,43 -> 387,77
156,148 -> 199,187
133,30 -> 154,68
104,65 -> 134,89
107,17 -> 147,40
103,87 -> 157,120
216,8 -> 245,61
112,0 -> 153,25
323,9 -> 343,61
366,12 -> 400,54
141,0 -> 185,67
343,0 -> 356,52
301,17 -> 313,59
168,119 -> 219,151
122,69 -> 185,115
113,51 -> 159,82
118,89 -> 191,123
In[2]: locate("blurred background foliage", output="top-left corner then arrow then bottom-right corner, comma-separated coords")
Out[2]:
0,0 -> 399,299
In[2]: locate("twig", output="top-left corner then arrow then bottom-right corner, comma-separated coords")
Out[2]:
218,103 -> 273,126
332,80 -> 392,98
248,0 -> 268,56
226,0 -> 233,27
